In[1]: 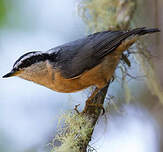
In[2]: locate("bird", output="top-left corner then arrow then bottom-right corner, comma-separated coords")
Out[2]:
2,27 -> 160,110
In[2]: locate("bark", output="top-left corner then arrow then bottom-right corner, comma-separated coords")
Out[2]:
79,84 -> 109,152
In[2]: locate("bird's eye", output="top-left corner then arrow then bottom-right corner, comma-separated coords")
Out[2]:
13,68 -> 19,71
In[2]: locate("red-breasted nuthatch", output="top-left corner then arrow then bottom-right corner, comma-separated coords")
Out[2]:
3,27 -> 160,106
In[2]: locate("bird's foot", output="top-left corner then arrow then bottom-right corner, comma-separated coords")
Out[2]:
82,99 -> 105,115
74,104 -> 80,114
110,75 -> 115,82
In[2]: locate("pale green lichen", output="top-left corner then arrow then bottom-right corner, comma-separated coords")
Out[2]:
131,0 -> 163,104
78,0 -> 136,32
51,112 -> 93,152
135,41 -> 163,104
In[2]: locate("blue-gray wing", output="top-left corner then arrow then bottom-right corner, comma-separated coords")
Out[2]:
47,28 -> 145,78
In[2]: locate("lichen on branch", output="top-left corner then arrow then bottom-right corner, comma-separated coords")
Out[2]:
78,0 -> 136,32
51,113 -> 93,152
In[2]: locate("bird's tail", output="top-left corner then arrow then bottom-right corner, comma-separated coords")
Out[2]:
132,27 -> 160,36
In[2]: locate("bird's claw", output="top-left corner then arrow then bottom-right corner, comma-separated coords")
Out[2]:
74,104 -> 80,114
83,102 -> 105,115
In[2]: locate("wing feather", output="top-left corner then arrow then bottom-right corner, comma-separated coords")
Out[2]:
47,28 -> 145,78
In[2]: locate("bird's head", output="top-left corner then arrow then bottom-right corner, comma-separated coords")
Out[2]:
2,51 -> 50,80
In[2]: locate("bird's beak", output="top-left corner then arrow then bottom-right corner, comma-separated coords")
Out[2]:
2,70 -> 21,78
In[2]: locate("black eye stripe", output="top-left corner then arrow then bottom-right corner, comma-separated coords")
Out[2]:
17,54 -> 48,69
13,51 -> 38,68
13,51 -> 58,70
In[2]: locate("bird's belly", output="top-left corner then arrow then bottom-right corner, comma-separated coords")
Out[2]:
48,72 -> 90,93
48,52 -> 121,93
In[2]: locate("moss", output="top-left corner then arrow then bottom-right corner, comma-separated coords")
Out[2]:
78,0 -> 136,32
135,41 -> 163,104
51,112 -> 93,152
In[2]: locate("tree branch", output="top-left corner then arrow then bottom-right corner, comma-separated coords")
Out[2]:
80,84 -> 109,152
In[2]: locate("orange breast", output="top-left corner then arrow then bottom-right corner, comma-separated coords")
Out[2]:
48,52 -> 121,93
46,37 -> 137,93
